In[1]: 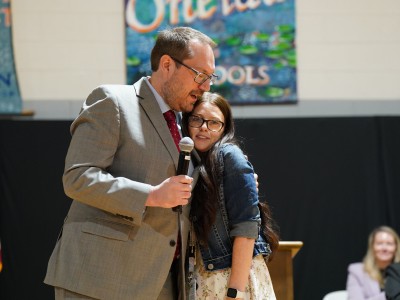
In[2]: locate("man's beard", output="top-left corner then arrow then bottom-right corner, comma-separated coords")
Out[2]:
161,78 -> 179,110
162,78 -> 202,113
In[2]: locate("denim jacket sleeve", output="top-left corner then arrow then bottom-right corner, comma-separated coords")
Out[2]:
221,144 -> 260,239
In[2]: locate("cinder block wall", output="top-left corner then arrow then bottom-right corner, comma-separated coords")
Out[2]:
11,0 -> 400,119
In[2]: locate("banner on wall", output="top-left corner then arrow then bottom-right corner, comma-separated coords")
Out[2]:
0,0 -> 22,114
125,0 -> 296,105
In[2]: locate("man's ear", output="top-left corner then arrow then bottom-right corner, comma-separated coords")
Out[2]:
159,55 -> 174,75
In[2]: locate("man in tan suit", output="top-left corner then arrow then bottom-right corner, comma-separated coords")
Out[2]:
44,27 -> 217,300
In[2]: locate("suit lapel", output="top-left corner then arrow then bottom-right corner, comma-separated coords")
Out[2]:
363,269 -> 381,296
133,79 -> 179,168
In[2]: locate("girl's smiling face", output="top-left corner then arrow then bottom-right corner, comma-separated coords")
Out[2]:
188,102 -> 225,152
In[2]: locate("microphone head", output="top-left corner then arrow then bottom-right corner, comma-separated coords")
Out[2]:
179,137 -> 194,153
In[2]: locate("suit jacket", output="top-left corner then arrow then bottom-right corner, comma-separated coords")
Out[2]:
385,262 -> 400,300
347,262 -> 386,300
44,78 -> 196,299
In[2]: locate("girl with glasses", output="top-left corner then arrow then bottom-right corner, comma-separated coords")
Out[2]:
182,92 -> 279,300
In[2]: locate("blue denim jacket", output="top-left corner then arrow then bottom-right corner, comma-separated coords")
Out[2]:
197,144 -> 271,271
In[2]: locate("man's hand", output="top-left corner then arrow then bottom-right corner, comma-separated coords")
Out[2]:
244,155 -> 259,193
146,175 -> 193,208
254,172 -> 259,193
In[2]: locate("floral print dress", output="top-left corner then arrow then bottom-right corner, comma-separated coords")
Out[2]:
194,252 -> 276,300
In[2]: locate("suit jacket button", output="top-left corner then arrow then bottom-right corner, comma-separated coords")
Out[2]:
170,240 -> 176,247
207,264 -> 214,270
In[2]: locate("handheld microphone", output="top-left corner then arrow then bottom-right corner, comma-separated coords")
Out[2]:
173,137 -> 194,212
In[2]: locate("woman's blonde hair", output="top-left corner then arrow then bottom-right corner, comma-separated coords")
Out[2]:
363,226 -> 400,287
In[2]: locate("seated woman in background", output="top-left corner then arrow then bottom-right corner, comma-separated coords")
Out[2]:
346,225 -> 400,300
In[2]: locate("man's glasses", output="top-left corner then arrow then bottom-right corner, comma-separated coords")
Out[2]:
188,115 -> 224,132
171,57 -> 218,85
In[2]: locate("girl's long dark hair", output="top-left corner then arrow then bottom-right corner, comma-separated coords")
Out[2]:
182,92 -> 279,260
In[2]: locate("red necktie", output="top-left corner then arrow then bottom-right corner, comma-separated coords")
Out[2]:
163,110 -> 182,259
163,110 -> 181,151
